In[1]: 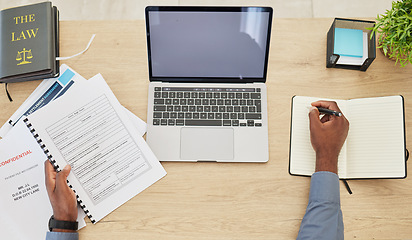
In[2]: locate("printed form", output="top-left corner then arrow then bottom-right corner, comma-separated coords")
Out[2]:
26,74 -> 166,223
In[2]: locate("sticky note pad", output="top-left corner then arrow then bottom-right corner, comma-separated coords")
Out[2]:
334,28 -> 363,58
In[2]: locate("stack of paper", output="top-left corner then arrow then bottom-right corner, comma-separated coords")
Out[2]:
334,28 -> 368,66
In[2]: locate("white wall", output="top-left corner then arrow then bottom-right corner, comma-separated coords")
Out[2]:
0,0 -> 393,20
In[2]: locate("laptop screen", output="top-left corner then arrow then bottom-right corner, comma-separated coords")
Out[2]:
145,7 -> 272,83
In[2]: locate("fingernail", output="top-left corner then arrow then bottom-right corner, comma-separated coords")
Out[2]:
309,106 -> 317,112
63,165 -> 70,171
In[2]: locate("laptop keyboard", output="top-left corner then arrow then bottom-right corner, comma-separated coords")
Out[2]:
152,87 -> 263,127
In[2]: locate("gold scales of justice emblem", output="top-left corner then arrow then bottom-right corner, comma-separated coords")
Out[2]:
16,48 -> 33,65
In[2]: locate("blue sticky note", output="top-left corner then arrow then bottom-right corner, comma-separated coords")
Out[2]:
334,28 -> 363,58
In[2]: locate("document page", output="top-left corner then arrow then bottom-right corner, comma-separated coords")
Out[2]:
289,96 -> 348,177
26,74 -> 166,223
0,121 -> 85,240
346,96 -> 406,178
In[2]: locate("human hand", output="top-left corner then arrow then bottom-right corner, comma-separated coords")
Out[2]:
44,160 -> 78,231
308,101 -> 349,174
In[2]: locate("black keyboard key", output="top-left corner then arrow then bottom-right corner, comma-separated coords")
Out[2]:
167,106 -> 174,111
169,92 -> 176,98
227,106 -> 233,112
170,112 -> 177,118
188,99 -> 195,105
191,92 -> 198,98
185,113 -> 193,119
208,113 -> 214,119
242,106 -> 248,112
251,93 -> 261,99
177,92 -> 183,98
232,120 -> 239,126
155,87 -> 161,91
153,119 -> 160,125
230,113 -> 237,119
180,99 -> 187,105
154,99 -> 164,104
161,119 -> 168,125
217,99 -> 224,105
182,106 -> 188,112
174,106 -> 181,112
204,106 -> 211,112
234,106 -> 241,112
221,93 -> 227,98
215,113 -> 222,119
162,92 -> 168,98
247,120 -> 254,126
163,112 -> 169,118
223,120 -> 231,126
236,93 -> 242,99
168,119 -> 175,126
189,106 -> 196,112
255,123 -> 262,127
185,120 -> 222,126
249,106 -> 256,113
176,119 -> 184,126
178,113 -> 184,118
154,105 -> 166,111
165,99 -> 172,105
173,99 -> 179,105
214,93 -> 220,98
153,112 -> 162,118
154,92 -> 161,98
210,99 -> 216,105
206,92 -> 213,98
247,100 -> 254,105
240,123 -> 247,127
212,106 -> 219,112
193,113 -> 200,119
197,106 -> 203,112
228,93 -> 235,99
246,113 -> 262,120
238,113 -> 245,119
199,92 -> 206,98
223,113 -> 230,119
195,99 -> 202,105
200,113 -> 207,119
256,88 -> 261,92
184,92 -> 190,98
225,99 -> 231,105
243,93 -> 250,99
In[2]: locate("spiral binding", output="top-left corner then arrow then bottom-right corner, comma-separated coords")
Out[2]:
23,118 -> 96,224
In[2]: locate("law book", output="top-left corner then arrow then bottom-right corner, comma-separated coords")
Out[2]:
23,74 -> 167,223
0,2 -> 59,83
289,95 -> 407,179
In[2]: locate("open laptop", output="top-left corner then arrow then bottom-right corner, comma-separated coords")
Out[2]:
145,6 -> 272,162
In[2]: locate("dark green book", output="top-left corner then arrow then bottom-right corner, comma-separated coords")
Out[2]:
0,2 -> 59,83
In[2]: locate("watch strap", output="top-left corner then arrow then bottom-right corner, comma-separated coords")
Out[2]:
49,215 -> 78,231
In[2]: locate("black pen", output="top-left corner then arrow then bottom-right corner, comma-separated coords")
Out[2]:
317,107 -> 342,117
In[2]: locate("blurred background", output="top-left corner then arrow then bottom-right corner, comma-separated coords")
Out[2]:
1,0 -> 394,20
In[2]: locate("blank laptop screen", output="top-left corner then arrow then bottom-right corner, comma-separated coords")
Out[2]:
146,7 -> 272,81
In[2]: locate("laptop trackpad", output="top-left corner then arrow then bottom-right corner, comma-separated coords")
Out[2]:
180,127 -> 234,161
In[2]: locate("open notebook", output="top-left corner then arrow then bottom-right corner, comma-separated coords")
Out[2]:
289,95 -> 406,179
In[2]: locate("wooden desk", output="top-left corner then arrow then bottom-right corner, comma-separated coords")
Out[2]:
2,19 -> 412,239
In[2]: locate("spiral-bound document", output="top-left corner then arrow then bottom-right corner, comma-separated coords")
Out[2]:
289,95 -> 406,179
23,74 -> 166,223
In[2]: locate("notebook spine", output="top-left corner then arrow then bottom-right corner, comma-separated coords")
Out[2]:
23,117 -> 96,224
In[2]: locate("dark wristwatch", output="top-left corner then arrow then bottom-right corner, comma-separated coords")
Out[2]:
48,215 -> 78,231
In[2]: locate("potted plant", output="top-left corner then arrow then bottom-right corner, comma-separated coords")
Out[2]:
371,0 -> 412,67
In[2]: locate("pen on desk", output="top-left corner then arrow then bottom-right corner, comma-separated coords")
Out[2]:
317,107 -> 342,117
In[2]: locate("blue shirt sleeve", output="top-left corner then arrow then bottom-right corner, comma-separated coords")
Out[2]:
296,171 -> 344,240
45,232 -> 79,240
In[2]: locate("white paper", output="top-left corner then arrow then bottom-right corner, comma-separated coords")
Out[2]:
26,74 -> 166,223
289,96 -> 405,179
0,121 -> 85,240
0,64 -> 147,138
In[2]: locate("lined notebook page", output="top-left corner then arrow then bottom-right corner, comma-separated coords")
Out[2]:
289,96 -> 348,176
345,96 -> 405,178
